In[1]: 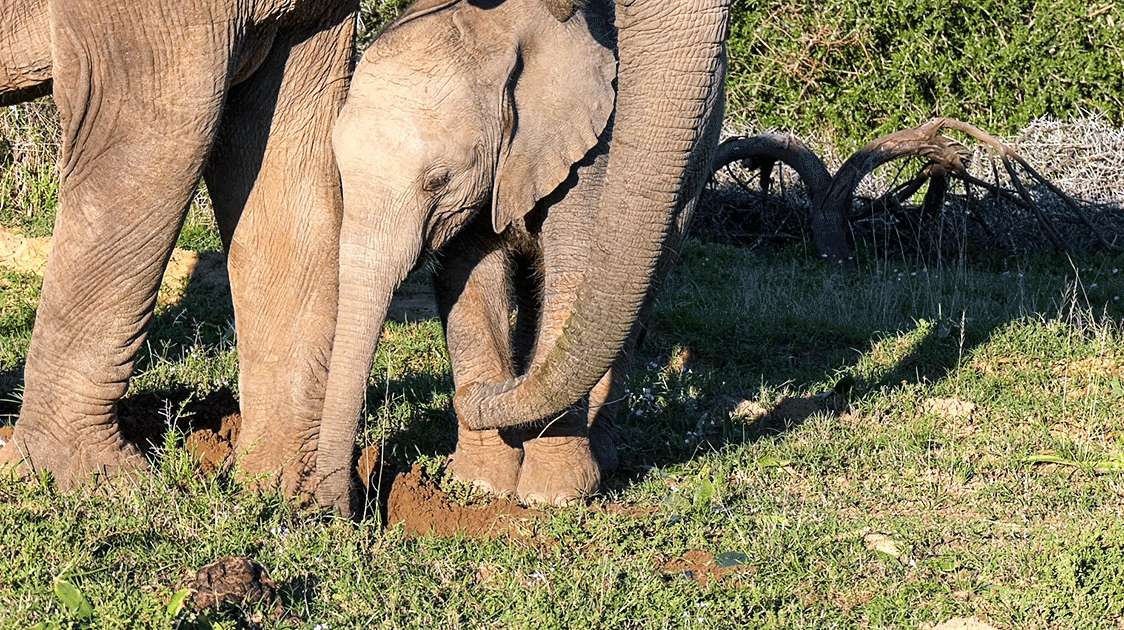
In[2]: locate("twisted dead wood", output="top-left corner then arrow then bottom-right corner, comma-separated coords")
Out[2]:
713,133 -> 853,268
710,117 -> 1120,266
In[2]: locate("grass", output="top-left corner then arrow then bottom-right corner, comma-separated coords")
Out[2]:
3,219 -> 1124,627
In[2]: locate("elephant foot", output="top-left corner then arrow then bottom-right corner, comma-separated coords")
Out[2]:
234,434 -> 319,501
517,432 -> 601,506
447,426 -> 523,497
0,422 -> 147,490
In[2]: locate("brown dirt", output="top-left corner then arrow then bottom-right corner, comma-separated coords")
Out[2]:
658,549 -> 751,587
116,389 -> 241,468
385,465 -> 536,537
182,409 -> 242,475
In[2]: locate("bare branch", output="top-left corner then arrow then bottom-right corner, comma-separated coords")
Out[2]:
712,133 -> 853,268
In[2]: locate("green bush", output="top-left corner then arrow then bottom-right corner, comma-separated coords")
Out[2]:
727,0 -> 1124,150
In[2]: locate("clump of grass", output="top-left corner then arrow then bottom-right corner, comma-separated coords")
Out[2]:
0,101 -> 59,237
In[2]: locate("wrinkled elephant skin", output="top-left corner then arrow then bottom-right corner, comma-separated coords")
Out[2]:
0,0 -> 357,496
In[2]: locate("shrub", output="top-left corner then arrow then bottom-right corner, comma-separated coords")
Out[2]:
726,0 -> 1124,151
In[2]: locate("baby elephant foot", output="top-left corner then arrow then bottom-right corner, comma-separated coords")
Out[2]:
447,426 -> 524,497
517,432 -> 601,506
0,423 -> 147,490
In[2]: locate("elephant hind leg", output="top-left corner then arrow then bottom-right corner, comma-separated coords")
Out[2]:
437,227 -> 525,497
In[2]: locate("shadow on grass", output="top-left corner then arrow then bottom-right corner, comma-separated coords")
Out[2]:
598,245 -> 1124,495
0,253 -> 235,431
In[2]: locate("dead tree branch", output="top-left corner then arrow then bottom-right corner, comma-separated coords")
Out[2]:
708,117 -> 1119,267
712,133 -> 853,268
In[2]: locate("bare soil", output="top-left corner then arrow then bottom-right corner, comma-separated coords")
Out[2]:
386,465 -> 535,537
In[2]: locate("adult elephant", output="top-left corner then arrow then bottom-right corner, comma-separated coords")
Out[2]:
0,0 -> 358,495
315,0 -> 729,514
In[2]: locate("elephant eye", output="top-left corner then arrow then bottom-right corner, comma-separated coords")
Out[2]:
422,169 -> 451,193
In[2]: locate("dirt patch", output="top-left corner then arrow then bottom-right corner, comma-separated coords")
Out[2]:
116,388 -> 241,466
659,549 -> 750,587
385,465 -> 535,537
183,411 -> 242,475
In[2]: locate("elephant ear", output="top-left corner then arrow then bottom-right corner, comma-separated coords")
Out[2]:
490,14 -> 616,234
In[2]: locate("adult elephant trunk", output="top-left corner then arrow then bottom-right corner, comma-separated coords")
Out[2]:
315,193 -> 423,515
461,0 -> 731,430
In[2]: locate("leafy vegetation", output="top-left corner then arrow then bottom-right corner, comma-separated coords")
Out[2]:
727,0 -> 1124,150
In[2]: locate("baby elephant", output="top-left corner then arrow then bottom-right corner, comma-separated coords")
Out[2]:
315,0 -> 722,515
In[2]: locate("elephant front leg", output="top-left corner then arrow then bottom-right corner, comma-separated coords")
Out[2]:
437,233 -> 525,497
0,4 -> 235,488
512,154 -> 608,505
204,11 -> 355,499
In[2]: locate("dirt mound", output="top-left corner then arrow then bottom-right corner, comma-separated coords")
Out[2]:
386,465 -> 535,537
183,410 -> 242,475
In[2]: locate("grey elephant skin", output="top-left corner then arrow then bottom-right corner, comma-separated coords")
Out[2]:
0,0 -> 358,495
316,0 -> 728,515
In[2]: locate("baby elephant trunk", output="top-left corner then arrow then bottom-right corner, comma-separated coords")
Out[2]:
315,199 -> 424,517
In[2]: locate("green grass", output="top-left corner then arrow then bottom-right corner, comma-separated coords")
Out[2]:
4,225 -> 1124,627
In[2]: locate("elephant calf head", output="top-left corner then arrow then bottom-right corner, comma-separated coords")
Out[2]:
332,0 -> 616,246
